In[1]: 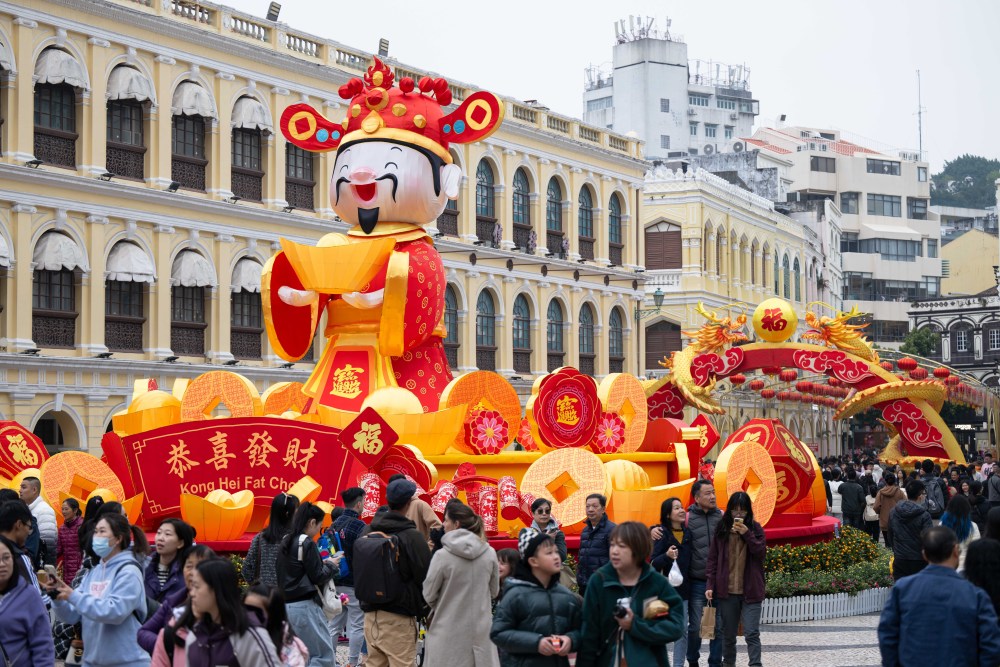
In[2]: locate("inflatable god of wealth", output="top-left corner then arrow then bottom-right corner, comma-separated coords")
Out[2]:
266,58 -> 505,414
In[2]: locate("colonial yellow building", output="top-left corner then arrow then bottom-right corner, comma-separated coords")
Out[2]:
0,0 -> 648,453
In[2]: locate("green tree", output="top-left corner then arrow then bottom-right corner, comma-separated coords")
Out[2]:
931,154 -> 1000,209
899,327 -> 940,357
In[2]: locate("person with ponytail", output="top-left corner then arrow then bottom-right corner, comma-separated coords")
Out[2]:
277,502 -> 338,667
244,493 -> 299,587
51,512 -> 152,666
422,499 -> 500,667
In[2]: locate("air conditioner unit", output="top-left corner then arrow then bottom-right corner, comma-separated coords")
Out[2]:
703,144 -> 715,155
729,113 -> 738,120
819,144 -> 828,152
941,259 -> 950,277
731,141 -> 745,153
687,108 -> 697,116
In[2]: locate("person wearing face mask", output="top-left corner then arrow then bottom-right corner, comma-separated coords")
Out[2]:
51,513 -> 152,667
141,544 -> 217,657
0,534 -> 54,667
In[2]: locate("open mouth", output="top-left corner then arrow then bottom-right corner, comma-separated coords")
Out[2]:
353,182 -> 377,203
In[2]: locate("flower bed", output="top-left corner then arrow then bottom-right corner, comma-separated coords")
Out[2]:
765,526 -> 892,598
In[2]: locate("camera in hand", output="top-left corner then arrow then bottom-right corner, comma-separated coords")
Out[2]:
614,597 -> 632,619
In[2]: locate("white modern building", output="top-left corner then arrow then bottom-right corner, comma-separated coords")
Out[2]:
748,127 -> 940,346
582,17 -> 759,161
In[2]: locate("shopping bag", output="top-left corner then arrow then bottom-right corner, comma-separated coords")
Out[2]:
668,560 -> 684,587
700,601 -> 716,639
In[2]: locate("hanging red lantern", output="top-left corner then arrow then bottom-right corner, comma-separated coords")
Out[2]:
945,376 -> 960,387
932,367 -> 950,379
910,367 -> 928,380
760,388 -> 776,399
828,377 -> 842,387
779,369 -> 798,383
788,392 -> 801,402
800,395 -> 813,404
763,366 -> 782,377
879,361 -> 894,372
795,380 -> 813,393
729,373 -> 747,386
777,390 -> 790,401
897,357 -> 918,372
749,379 -> 766,391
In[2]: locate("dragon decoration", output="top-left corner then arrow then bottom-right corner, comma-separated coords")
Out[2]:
645,299 -> 974,465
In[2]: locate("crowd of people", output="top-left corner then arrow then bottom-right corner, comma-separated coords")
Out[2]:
1,448 -> 1000,667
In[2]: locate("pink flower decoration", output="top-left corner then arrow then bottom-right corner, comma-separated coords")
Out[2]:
517,418 -> 538,452
464,409 -> 509,455
590,412 -> 626,454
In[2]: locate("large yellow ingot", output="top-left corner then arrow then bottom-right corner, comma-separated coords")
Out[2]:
280,235 -> 396,293
317,399 -> 467,457
605,460 -> 650,491
9,467 -> 42,492
286,475 -> 322,504
113,390 -> 182,436
607,478 -> 696,526
58,490 -> 144,526
180,489 -> 255,541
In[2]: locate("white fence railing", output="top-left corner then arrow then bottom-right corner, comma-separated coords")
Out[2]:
760,587 -> 891,624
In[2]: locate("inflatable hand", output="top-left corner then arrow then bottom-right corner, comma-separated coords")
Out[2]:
342,289 -> 385,310
278,286 -> 318,307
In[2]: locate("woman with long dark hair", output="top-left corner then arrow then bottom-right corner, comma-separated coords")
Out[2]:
964,538 -> 1000,623
278,502 -> 337,667
423,500 -> 500,667
51,513 -> 151,667
705,492 -> 767,667
941,495 -> 981,572
650,496 -> 692,667
145,518 -> 195,611
243,493 -> 299,587
245,583 -> 310,666
164,559 -> 278,665
0,534 -> 54,665
58,497 -> 85,584
142,544 -> 217,656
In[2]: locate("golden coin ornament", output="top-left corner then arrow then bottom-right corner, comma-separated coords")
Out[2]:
752,298 -> 798,343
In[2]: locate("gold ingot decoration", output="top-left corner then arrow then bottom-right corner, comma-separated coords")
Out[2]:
112,390 -> 182,436
180,489 -> 255,541
608,478 -> 696,526
279,235 -> 395,294
286,475 -> 322,504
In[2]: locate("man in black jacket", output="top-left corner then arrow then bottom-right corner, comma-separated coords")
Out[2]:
329,487 -> 368,667
919,459 -> 946,520
576,493 -> 615,596
358,478 -> 431,667
889,480 -> 933,580
839,467 -> 867,531
686,479 -> 723,667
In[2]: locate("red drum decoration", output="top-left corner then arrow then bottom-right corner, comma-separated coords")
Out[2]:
779,369 -> 798,383
478,485 -> 499,534
499,476 -> 521,520
518,492 -> 536,525
359,472 -> 384,519
431,481 -> 458,516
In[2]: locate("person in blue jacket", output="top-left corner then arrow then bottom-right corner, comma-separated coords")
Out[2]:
878,525 -> 1000,667
576,494 -> 615,596
51,512 -> 152,667
0,534 -> 54,666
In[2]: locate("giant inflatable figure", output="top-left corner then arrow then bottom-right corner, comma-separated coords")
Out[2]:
265,59 -> 504,413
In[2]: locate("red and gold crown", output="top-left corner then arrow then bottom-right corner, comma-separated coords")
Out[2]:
280,58 -> 504,163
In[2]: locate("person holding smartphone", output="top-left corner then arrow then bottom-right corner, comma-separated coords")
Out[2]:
705,492 -> 766,667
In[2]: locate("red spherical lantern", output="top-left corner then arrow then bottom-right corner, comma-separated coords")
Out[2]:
800,395 -> 813,404
777,390 -> 790,401
909,367 -> 928,380
788,392 -> 802,402
945,376 -> 960,387
730,373 -> 747,386
897,357 -> 918,372
828,377 -> 842,387
749,379 -> 766,391
779,369 -> 798,383
795,380 -> 813,393
932,367 -> 950,380
879,361 -> 894,372
760,388 -> 776,400
763,366 -> 782,377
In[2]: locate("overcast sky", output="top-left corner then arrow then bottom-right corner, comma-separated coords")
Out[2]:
226,0 -> 997,172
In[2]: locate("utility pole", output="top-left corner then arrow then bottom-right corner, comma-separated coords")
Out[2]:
916,70 -> 924,162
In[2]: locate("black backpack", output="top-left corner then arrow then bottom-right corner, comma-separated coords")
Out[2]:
353,531 -> 405,605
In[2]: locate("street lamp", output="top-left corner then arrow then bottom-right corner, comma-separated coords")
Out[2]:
635,287 -> 663,378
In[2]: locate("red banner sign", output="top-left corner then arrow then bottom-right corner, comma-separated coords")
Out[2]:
103,417 -> 359,524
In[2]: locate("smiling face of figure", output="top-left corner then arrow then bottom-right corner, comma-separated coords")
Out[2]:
331,140 -> 462,234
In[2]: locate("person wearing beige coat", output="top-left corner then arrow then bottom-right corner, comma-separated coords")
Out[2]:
422,502 -> 500,667
873,473 -> 907,548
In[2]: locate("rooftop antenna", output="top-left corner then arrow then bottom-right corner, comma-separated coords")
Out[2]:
916,70 -> 925,162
